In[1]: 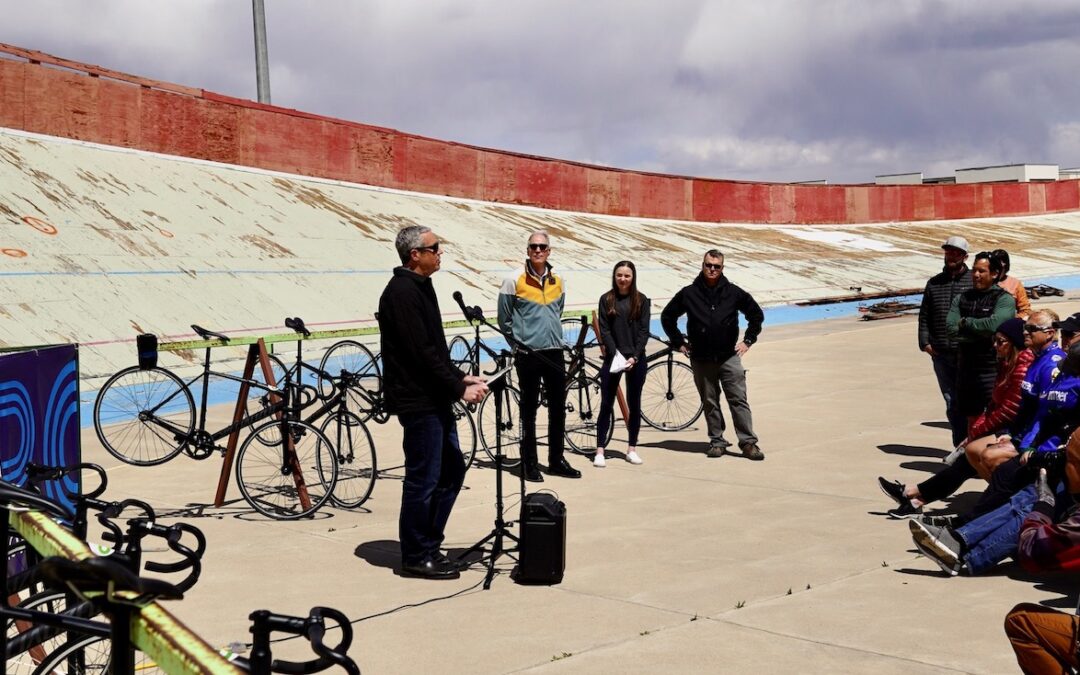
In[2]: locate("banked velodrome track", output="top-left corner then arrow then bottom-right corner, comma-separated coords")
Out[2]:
1,46 -> 1080,388
3,125 -> 1080,388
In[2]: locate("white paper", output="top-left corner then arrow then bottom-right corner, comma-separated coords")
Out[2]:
609,351 -> 629,373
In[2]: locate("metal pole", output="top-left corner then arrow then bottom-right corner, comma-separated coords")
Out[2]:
252,0 -> 271,104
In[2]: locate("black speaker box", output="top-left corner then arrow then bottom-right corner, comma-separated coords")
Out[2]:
517,492 -> 566,584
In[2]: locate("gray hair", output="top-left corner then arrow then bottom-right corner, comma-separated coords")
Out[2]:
528,230 -> 550,245
703,248 -> 724,262
395,225 -> 432,264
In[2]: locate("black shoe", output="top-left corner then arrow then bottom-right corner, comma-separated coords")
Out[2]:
433,552 -> 468,571
547,457 -> 581,478
886,500 -> 923,519
877,477 -> 906,506
523,465 -> 544,483
401,558 -> 461,580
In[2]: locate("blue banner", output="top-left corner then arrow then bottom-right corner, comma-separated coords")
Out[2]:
0,344 -> 80,512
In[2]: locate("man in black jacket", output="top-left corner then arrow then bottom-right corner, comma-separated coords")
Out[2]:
918,236 -> 973,447
378,225 -> 487,579
661,249 -> 765,460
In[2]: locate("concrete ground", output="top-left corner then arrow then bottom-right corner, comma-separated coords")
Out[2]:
78,300 -> 1080,674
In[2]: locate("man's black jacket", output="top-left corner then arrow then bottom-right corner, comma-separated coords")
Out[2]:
661,274 -> 764,362
918,263 -> 972,353
377,267 -> 465,415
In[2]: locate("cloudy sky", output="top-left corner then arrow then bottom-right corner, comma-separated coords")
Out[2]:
4,0 -> 1080,184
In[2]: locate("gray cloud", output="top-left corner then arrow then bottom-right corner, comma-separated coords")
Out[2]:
2,0 -> 1078,184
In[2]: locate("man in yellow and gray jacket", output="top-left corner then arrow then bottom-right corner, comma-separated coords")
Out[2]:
498,230 -> 581,482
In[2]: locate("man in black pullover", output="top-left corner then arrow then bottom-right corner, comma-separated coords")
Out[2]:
661,249 -> 765,460
378,225 -> 487,579
918,236 -> 973,447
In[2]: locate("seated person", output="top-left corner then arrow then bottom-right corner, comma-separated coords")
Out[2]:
906,343 -> 1080,575
1003,427 -> 1080,674
878,318 -> 1032,516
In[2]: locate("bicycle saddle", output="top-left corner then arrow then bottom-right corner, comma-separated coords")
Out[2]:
38,556 -> 184,603
285,317 -> 311,338
191,324 -> 231,342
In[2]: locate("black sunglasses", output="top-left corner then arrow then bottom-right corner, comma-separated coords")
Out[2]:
1023,324 -> 1052,334
528,243 -> 549,251
703,263 -> 723,271
414,242 -> 440,254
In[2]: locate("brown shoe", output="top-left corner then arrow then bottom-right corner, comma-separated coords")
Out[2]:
706,444 -> 726,458
741,444 -> 765,461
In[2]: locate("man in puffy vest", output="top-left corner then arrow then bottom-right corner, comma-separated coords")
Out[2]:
918,235 -> 973,447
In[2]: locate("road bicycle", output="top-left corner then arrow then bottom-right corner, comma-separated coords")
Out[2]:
460,316 -> 613,466
321,338 -> 478,469
241,318 -> 377,512
558,319 -> 702,433
93,324 -> 338,520
638,333 -> 702,431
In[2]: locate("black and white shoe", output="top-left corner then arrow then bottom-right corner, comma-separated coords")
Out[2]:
877,477 -> 907,506
887,500 -> 923,519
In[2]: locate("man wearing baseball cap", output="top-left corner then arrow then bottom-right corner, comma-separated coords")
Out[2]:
918,236 -> 973,446
1053,312 -> 1080,349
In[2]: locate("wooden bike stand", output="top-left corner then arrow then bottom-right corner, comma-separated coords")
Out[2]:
214,339 -> 312,511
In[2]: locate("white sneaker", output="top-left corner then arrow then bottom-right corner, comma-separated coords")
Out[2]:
593,453 -> 606,468
626,450 -> 643,465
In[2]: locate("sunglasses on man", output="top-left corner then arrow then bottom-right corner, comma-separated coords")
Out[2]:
528,243 -> 549,252
414,242 -> 440,254
703,262 -> 723,271
1023,324 -> 1052,334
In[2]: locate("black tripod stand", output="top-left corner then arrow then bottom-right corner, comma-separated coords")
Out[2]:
453,295 -> 531,589
459,362 -> 521,589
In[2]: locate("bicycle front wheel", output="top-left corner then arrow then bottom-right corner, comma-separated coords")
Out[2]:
237,419 -> 337,519
453,401 -> 477,469
448,335 -> 473,374
564,377 -> 614,454
93,366 -> 193,466
641,360 -> 702,431
319,411 -> 377,509
478,386 -> 523,469
318,340 -> 382,421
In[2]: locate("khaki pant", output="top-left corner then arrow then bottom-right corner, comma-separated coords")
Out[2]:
1005,603 -> 1080,674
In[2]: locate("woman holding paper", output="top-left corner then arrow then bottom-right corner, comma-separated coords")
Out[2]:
594,260 -> 651,467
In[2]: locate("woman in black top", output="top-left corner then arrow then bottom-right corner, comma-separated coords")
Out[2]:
594,260 -> 651,467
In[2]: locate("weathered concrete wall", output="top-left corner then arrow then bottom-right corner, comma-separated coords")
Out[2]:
3,128 -> 1080,387
2,45 -> 1079,225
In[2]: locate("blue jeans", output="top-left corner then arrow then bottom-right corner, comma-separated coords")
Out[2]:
957,483 -> 1069,575
931,351 -> 966,447
398,409 -> 466,566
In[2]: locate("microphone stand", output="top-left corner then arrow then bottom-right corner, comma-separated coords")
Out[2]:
454,298 -> 550,589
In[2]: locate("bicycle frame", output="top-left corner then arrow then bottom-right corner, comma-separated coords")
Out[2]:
143,345 -> 288,448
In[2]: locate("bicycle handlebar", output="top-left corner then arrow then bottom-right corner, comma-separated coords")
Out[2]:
0,480 -> 71,519
25,462 -> 109,500
246,606 -> 359,674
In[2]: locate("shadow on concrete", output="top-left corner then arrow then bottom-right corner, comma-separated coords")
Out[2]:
355,539 -> 402,571
878,443 -> 947,459
899,460 -> 948,474
642,439 -> 709,455
921,421 -> 952,430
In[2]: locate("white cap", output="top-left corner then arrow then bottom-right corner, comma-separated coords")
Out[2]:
941,236 -> 968,253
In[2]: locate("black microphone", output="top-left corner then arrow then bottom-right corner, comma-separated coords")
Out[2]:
452,291 -> 473,320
